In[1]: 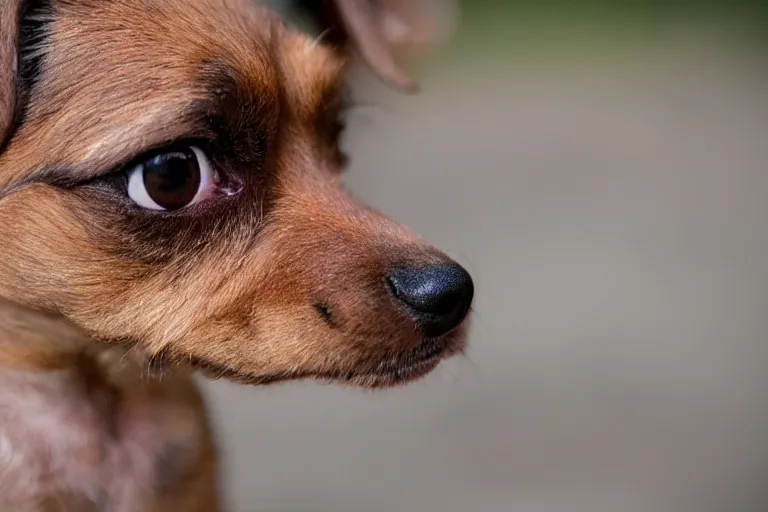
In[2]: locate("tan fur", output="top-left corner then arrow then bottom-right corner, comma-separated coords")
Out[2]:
0,0 -> 470,509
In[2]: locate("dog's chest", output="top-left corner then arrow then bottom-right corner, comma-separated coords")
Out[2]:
0,367 -> 203,511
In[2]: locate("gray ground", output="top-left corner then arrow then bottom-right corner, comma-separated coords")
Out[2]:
202,24 -> 768,512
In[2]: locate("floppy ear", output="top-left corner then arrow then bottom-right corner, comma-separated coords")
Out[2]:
1,0 -> 24,147
304,0 -> 458,92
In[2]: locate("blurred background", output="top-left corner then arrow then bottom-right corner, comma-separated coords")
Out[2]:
204,1 -> 768,511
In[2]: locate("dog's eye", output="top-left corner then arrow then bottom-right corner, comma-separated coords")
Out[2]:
127,145 -> 215,211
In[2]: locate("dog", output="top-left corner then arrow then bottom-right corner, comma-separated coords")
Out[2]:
0,0 -> 473,510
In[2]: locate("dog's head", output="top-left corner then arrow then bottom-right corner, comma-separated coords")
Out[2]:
0,0 -> 472,388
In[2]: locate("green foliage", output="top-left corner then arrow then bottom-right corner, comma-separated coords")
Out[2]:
450,0 -> 767,56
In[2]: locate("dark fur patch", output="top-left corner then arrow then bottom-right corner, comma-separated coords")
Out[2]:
15,0 -> 53,131
19,0 -> 51,91
199,60 -> 274,167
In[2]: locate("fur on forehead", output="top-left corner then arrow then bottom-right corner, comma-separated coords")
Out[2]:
0,0 -> 346,188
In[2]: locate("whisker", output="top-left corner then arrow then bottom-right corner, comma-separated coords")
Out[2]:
308,28 -> 334,52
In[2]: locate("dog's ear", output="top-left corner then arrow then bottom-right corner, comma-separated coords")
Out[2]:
1,0 -> 24,147
307,0 -> 458,92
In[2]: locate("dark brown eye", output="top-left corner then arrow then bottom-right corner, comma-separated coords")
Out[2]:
127,145 -> 215,211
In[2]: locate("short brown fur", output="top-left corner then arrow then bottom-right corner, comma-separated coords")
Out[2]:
0,0 -> 470,509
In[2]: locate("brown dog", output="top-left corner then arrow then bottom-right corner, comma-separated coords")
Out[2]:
0,0 -> 472,509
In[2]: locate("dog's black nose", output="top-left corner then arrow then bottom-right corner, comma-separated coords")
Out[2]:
387,263 -> 474,337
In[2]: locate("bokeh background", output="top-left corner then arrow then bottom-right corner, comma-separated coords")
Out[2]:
203,2 -> 768,511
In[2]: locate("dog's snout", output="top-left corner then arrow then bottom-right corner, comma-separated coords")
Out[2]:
386,263 -> 474,337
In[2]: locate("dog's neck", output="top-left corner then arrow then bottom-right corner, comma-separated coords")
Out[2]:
0,296 -> 96,371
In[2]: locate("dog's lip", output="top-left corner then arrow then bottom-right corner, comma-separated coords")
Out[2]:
334,333 -> 464,387
364,336 -> 452,376
188,332 -> 464,387
349,350 -> 445,385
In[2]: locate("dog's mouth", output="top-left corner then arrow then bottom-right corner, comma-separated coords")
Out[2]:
341,334 -> 463,388
187,331 -> 465,389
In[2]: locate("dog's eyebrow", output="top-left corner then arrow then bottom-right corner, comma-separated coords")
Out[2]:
82,102 -> 201,163
13,96 -> 217,190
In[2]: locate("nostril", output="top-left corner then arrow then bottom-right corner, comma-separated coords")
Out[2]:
386,263 -> 474,337
430,290 -> 463,316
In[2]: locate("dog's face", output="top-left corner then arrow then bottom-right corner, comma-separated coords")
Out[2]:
0,0 -> 472,387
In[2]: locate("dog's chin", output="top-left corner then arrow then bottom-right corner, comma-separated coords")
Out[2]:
186,328 -> 467,389
334,332 -> 467,389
